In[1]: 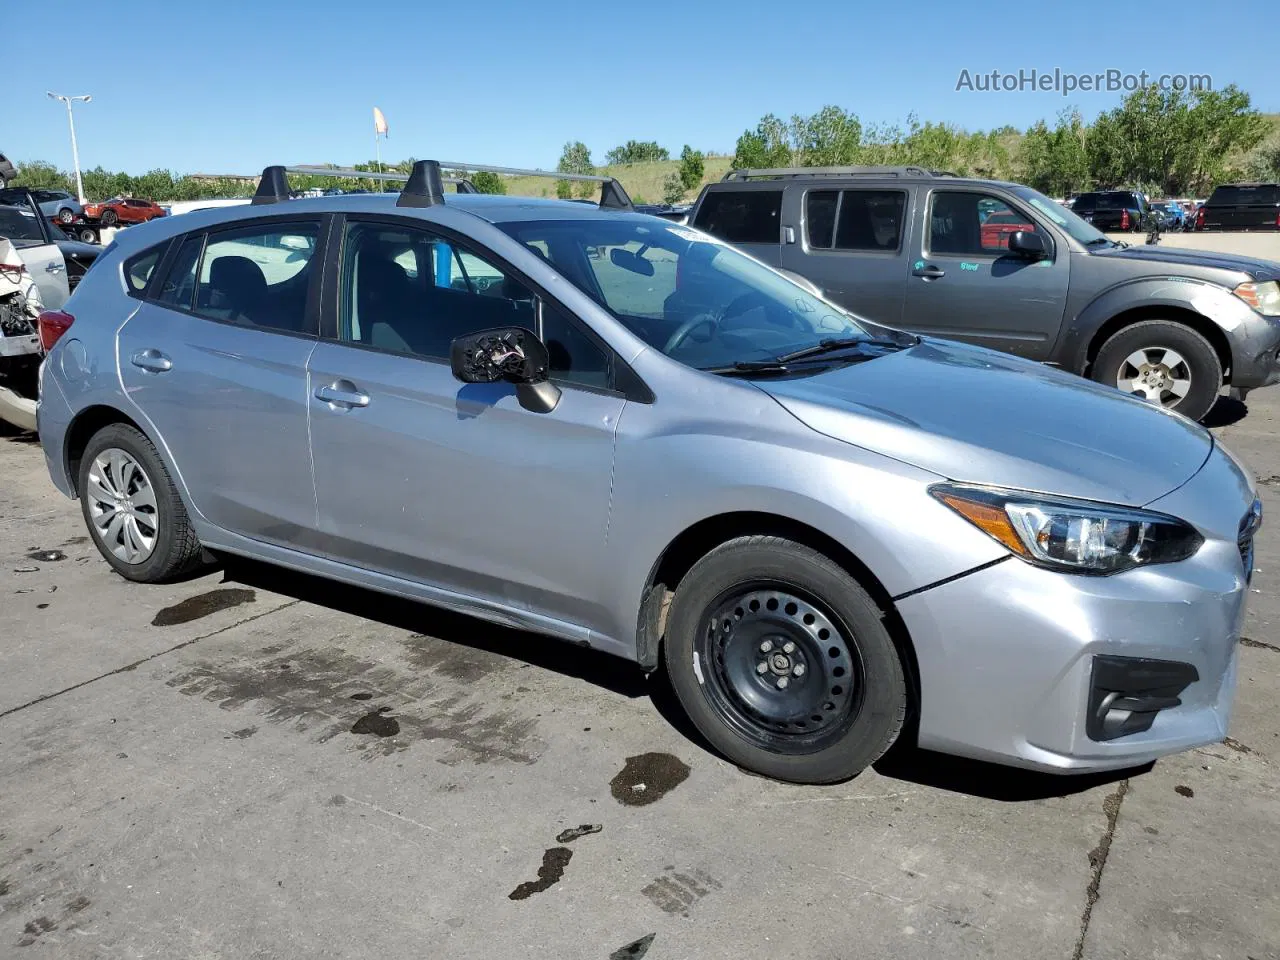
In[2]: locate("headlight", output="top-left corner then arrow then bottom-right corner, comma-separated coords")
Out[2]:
1232,280 -> 1280,316
931,484 -> 1203,575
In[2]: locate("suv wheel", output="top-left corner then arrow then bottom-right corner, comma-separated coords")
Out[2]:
57,208 -> 76,224
1092,320 -> 1222,421
78,423 -> 208,582
663,536 -> 907,784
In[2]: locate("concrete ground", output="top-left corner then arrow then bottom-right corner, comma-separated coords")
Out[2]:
2,399 -> 1279,959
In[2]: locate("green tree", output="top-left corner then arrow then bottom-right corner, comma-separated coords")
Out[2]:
12,161 -> 71,191
662,173 -> 685,204
790,105 -> 861,166
605,140 -> 669,165
678,145 -> 705,192
556,179 -> 573,199
731,114 -> 792,169
470,170 -> 506,194
1019,110 -> 1088,195
557,140 -> 594,175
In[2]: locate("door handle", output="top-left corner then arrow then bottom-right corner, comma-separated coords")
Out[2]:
45,262 -> 65,274
315,381 -> 370,409
130,349 -> 172,373
912,264 -> 946,279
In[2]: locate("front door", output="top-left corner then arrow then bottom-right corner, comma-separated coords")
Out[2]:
117,217 -> 323,543
900,189 -> 1069,361
307,217 -> 625,631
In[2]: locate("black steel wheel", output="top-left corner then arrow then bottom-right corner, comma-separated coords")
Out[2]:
697,585 -> 862,752
664,536 -> 907,784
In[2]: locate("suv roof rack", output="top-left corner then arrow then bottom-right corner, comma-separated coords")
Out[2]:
722,165 -> 958,181
252,160 -> 634,211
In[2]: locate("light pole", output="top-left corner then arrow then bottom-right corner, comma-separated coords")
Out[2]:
47,92 -> 91,203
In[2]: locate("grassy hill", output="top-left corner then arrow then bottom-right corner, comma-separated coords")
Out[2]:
499,155 -> 734,204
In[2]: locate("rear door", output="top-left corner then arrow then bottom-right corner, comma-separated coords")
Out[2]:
0,195 -> 69,308
780,185 -> 910,325
900,188 -> 1068,360
117,216 -> 324,543
691,186 -> 784,266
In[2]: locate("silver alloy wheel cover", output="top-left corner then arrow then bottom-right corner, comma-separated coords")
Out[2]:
86,448 -> 159,564
1115,346 -> 1192,407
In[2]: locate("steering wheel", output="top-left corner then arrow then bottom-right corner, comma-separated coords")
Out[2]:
663,291 -> 773,354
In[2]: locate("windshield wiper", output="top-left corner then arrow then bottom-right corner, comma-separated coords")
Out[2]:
775,336 -> 914,363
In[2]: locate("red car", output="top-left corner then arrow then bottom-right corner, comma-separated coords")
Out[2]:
980,210 -> 1037,251
82,196 -> 167,226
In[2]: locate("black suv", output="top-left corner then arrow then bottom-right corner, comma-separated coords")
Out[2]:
1197,183 -> 1280,231
1068,190 -> 1150,232
688,166 -> 1280,421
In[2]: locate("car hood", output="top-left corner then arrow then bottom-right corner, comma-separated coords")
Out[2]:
55,239 -> 100,260
759,339 -> 1212,506
1091,243 -> 1280,279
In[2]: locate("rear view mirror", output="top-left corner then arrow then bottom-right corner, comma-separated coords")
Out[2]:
610,247 -> 655,276
1008,230 -> 1047,259
449,326 -> 560,413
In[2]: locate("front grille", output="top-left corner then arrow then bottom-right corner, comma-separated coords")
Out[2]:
1239,499 -> 1263,582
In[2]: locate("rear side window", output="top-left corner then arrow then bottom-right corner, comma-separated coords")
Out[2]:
806,190 -> 906,251
194,221 -> 319,334
693,190 -> 782,244
124,246 -> 164,295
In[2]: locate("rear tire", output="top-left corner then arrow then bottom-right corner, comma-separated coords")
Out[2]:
1091,320 -> 1222,422
663,536 -> 907,784
57,208 -> 76,225
78,423 -> 207,583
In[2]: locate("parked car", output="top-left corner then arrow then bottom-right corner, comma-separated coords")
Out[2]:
31,189 -> 83,225
1067,190 -> 1151,231
0,152 -> 15,189
1196,183 -> 1280,231
34,159 -> 1261,784
689,167 -> 1280,421
0,187 -> 102,429
1147,201 -> 1184,230
82,195 -> 167,227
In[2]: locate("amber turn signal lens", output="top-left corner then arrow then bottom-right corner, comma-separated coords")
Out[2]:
937,493 -> 1029,558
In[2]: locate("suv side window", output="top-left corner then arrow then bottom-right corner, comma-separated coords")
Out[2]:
806,189 -> 906,251
193,220 -> 319,333
339,221 -> 610,389
928,192 -> 1044,257
693,190 -> 782,244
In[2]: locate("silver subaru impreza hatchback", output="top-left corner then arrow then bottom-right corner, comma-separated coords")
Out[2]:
34,161 -> 1262,783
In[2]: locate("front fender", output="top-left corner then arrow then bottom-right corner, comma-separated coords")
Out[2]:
1059,277 -> 1256,375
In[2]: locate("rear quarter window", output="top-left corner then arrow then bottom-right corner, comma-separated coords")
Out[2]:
693,190 -> 782,244
123,243 -> 168,295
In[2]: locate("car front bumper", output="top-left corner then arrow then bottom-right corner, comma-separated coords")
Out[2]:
896,443 -> 1256,773
1228,311 -> 1280,390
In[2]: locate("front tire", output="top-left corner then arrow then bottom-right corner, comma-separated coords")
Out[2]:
1091,320 -> 1222,422
78,423 -> 207,582
663,536 -> 907,784
100,209 -> 118,226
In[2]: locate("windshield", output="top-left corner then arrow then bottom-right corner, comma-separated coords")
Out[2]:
497,218 -> 878,370
1011,185 -> 1109,246
0,205 -> 48,246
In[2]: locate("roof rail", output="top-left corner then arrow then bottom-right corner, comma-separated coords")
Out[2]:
722,165 -> 958,181
250,159 -> 633,210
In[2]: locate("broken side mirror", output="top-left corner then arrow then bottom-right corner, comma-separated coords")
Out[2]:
449,326 -> 561,413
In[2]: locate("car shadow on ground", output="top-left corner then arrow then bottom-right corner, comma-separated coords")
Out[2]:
1202,395 -> 1248,428
222,555 -> 1150,802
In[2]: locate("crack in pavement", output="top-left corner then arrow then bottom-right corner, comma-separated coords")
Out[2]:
0,600 -> 300,721
1072,778 -> 1129,960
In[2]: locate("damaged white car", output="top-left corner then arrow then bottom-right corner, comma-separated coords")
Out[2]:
0,188 -> 99,430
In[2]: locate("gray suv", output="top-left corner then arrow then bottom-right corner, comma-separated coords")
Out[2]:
36,160 -> 1259,784
690,167 -> 1280,421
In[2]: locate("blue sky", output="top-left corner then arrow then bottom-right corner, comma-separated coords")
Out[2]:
18,0 -> 1278,176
